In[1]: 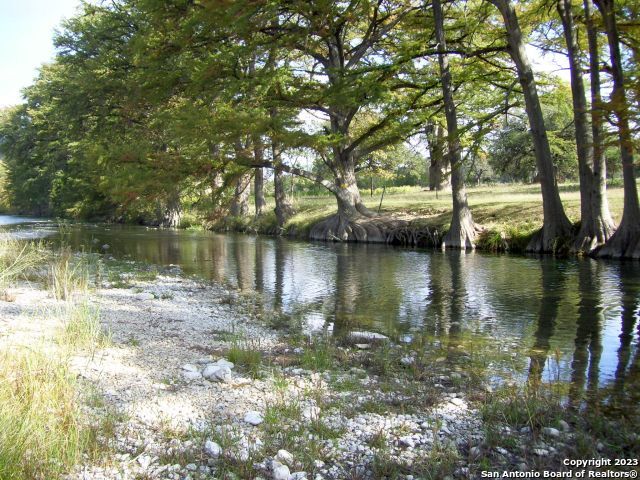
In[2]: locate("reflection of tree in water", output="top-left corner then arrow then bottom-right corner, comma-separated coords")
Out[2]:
332,244 -> 405,337
232,237 -> 254,291
421,252 -> 466,363
274,238 -> 287,310
254,239 -> 265,292
528,258 -> 566,385
332,244 -> 361,337
209,236 -> 227,283
423,253 -> 452,338
570,259 -> 603,406
612,262 -> 640,400
446,252 -> 465,356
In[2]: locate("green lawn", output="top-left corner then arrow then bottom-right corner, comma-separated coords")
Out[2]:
272,182 -> 626,237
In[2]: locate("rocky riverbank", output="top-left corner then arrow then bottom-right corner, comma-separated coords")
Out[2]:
1,259 -> 637,480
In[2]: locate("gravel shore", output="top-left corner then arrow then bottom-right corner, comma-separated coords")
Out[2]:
2,268 -> 622,480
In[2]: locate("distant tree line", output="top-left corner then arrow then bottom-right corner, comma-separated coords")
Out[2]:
0,0 -> 638,256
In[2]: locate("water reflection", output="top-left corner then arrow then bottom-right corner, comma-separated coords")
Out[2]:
2,217 -> 639,398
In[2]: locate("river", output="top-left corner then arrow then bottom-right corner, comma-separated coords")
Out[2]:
2,216 -> 639,396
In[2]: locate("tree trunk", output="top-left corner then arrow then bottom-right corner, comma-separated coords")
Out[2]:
272,141 -> 295,231
160,189 -> 182,228
309,159 -> 384,242
230,173 -> 251,217
583,0 -> 616,249
559,0 -> 615,253
426,122 -> 451,192
434,0 -> 479,249
491,0 -> 573,253
594,0 -> 640,258
253,137 -> 266,217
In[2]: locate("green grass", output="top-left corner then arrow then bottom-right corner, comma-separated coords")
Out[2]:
0,239 -> 45,298
206,182 -> 629,251
0,241 -> 115,479
57,301 -> 111,351
0,348 -> 92,479
226,341 -> 263,378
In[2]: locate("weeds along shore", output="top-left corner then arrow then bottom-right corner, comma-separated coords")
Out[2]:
0,238 -> 638,479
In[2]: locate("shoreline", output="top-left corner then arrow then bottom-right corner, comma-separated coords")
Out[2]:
1,253 -> 638,479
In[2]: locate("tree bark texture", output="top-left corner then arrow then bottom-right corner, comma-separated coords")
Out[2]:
253,136 -> 267,217
594,0 -> 640,258
491,0 -> 573,253
426,122 -> 451,192
433,0 -> 479,249
229,173 -> 251,217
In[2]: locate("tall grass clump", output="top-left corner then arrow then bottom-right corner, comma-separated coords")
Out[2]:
58,301 -> 110,351
0,239 -> 43,298
0,348 -> 89,479
48,248 -> 90,300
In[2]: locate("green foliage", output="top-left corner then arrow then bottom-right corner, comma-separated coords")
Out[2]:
488,80 -> 578,183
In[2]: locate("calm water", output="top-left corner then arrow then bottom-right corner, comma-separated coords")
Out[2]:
2,217 -> 639,395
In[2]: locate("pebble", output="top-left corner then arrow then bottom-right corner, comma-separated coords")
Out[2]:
272,461 -> 291,480
244,411 -> 264,426
542,427 -> 560,438
202,365 -> 233,382
276,449 -> 295,465
558,420 -> 570,432
203,440 -> 222,458
182,370 -> 202,381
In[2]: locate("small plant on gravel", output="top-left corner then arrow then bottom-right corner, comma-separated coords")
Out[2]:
227,341 -> 263,378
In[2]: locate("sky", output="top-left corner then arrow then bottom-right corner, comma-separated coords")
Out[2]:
0,0 -> 82,108
0,0 -> 570,110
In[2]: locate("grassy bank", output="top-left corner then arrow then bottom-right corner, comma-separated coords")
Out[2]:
0,240 -> 110,479
211,182 -> 628,253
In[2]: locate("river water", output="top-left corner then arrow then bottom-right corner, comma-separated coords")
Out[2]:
2,217 -> 639,396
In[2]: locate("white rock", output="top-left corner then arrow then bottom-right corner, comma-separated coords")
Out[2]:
354,343 -> 370,350
400,356 -> 415,365
542,427 -> 560,438
135,292 -> 155,301
182,364 -> 199,372
182,370 -> 202,381
399,436 -> 415,448
202,365 -> 232,382
204,440 -> 222,458
558,420 -> 570,432
276,449 -> 295,465
348,331 -> 389,342
244,411 -> 264,426
533,448 -> 549,456
213,359 -> 235,370
291,473 -> 308,480
137,455 -> 152,469
449,397 -> 465,407
302,406 -> 321,421
272,461 -> 290,480
469,446 -> 482,458
313,460 -> 325,469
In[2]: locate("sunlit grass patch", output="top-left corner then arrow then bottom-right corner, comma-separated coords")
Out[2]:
0,348 -> 90,479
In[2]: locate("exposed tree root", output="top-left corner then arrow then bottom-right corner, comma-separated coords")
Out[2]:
525,221 -> 575,254
442,217 -> 483,250
309,214 -> 403,242
594,222 -> 640,259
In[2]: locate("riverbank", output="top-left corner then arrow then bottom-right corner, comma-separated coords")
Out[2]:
210,183 -> 628,253
1,244 -> 638,479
